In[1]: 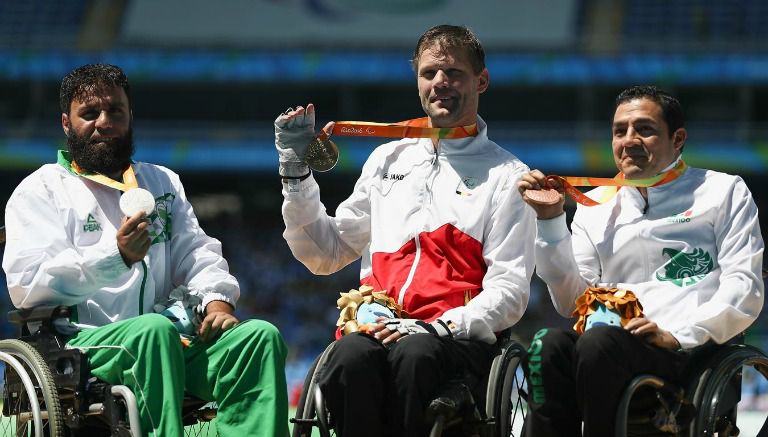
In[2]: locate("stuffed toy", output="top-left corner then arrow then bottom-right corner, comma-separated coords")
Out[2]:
573,287 -> 644,334
336,285 -> 403,335
154,285 -> 204,338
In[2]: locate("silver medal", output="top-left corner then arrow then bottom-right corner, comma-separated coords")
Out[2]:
120,188 -> 155,217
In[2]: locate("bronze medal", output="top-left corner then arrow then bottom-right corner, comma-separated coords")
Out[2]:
525,188 -> 561,205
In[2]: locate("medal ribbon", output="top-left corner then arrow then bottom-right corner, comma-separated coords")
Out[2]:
318,117 -> 478,141
70,161 -> 138,192
548,160 -> 688,206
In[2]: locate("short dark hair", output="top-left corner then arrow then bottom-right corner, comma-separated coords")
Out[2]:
614,85 -> 685,136
59,64 -> 131,114
411,25 -> 485,74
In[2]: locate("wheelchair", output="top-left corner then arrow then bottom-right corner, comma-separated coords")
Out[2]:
615,334 -> 768,437
0,305 -> 219,436
290,330 -> 528,437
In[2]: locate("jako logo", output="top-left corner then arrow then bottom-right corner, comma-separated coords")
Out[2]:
383,173 -> 405,181
667,209 -> 693,223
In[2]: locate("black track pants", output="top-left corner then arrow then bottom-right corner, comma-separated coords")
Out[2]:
523,326 -> 687,437
316,332 -> 497,437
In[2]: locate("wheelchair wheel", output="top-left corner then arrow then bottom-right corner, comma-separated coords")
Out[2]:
291,342 -> 337,437
486,342 -> 527,437
690,344 -> 768,437
0,339 -> 64,437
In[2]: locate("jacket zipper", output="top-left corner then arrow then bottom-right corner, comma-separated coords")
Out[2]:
397,143 -> 440,305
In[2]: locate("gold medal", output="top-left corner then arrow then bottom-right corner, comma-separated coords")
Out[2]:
305,136 -> 340,172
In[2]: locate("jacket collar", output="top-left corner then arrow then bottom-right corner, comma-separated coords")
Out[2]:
57,149 -> 139,176
419,116 -> 489,155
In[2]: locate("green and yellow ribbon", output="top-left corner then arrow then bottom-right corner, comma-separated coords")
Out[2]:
550,159 -> 688,206
59,150 -> 138,192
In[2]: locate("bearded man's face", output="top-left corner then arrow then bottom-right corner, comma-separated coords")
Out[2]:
67,124 -> 133,176
62,85 -> 133,176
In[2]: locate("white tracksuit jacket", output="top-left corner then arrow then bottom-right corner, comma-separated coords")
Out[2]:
282,117 -> 536,344
3,151 -> 239,327
534,162 -> 764,349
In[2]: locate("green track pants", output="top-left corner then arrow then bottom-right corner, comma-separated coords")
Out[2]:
67,313 -> 288,436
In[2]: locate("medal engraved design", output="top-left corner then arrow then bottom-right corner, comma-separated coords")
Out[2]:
120,188 -> 156,217
305,136 -> 340,172
525,188 -> 561,206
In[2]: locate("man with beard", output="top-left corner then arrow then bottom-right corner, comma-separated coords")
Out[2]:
275,25 -> 535,436
2,64 -> 288,436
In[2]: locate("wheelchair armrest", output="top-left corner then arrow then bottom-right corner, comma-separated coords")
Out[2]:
7,305 -> 72,326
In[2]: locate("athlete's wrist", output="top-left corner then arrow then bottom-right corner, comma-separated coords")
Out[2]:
281,172 -> 311,182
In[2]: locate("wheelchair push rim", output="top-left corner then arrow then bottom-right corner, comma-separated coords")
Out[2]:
0,339 -> 64,437
486,342 -> 528,437
691,345 -> 768,437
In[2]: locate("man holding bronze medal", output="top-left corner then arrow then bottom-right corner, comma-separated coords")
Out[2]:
276,25 -> 535,436
2,64 -> 288,436
517,86 -> 764,436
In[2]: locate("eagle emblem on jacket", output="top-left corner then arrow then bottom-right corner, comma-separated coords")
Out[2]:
655,247 -> 714,287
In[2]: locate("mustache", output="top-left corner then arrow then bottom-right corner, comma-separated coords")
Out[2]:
621,143 -> 648,156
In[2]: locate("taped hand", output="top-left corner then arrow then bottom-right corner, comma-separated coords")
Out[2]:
381,318 -> 453,338
274,104 -> 316,177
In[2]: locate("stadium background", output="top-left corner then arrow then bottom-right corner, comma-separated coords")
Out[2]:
0,0 -> 766,417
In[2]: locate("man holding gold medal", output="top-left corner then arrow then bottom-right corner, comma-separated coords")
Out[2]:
276,25 -> 535,436
517,86 -> 764,436
3,64 -> 288,436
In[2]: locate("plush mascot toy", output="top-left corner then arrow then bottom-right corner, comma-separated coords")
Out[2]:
336,285 -> 403,335
573,287 -> 644,334
154,286 -> 204,338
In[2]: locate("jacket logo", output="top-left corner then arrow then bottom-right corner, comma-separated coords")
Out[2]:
666,209 -> 693,223
147,193 -> 175,244
462,177 -> 477,189
83,214 -> 102,232
383,173 -> 405,181
655,247 -> 713,287
456,176 -> 477,197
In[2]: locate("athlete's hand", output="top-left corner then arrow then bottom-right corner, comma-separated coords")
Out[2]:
369,318 -> 452,346
117,212 -> 151,266
198,301 -> 239,342
518,170 -> 566,219
368,320 -> 402,346
625,317 -> 681,350
275,104 -> 316,178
